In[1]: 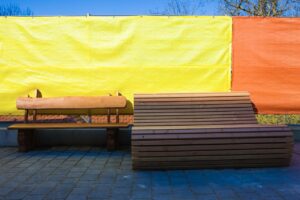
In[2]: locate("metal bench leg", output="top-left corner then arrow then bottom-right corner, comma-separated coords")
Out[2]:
18,129 -> 36,152
106,128 -> 119,151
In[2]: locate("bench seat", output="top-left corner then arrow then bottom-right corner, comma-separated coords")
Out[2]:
132,92 -> 294,170
9,123 -> 129,129
11,90 -> 129,152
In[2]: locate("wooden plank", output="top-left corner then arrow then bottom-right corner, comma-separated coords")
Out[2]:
135,96 -> 251,102
134,111 -> 255,116
132,159 -> 290,170
134,116 -> 256,122
135,112 -> 256,120
17,96 -> 127,110
134,117 -> 257,123
132,132 -> 292,140
134,108 -> 254,113
132,137 -> 293,146
132,153 -> 290,162
134,120 -> 258,126
132,128 -> 291,134
134,105 -> 254,110
135,92 -> 250,98
132,143 -> 292,152
132,149 -> 291,157
135,100 -> 252,106
132,124 -> 289,132
133,157 -> 291,165
132,126 -> 291,133
8,123 -> 129,129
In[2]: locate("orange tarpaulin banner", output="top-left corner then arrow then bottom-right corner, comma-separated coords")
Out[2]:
232,17 -> 300,114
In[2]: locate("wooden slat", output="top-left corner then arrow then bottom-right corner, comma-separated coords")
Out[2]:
132,137 -> 293,146
135,115 -> 256,122
132,132 -> 292,140
134,121 -> 258,126
135,96 -> 251,102
133,158 -> 290,166
132,127 -> 291,134
132,143 -> 292,152
133,153 -> 290,162
132,148 -> 291,157
134,117 -> 257,123
134,110 -> 255,115
135,92 -> 250,98
8,123 -> 129,129
134,104 -> 253,112
134,104 -> 254,110
132,159 -> 290,170
17,96 -> 127,110
132,124 -> 289,131
132,92 -> 293,170
135,100 -> 252,106
135,108 -> 253,112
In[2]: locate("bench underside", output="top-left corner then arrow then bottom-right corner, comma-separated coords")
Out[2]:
9,123 -> 129,152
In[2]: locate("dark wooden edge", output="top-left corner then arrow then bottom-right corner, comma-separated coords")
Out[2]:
8,123 -> 131,130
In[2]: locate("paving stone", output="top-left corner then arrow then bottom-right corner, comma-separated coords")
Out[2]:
215,188 -> 239,199
152,194 -> 174,200
5,191 -> 28,200
23,195 -> 46,200
66,194 -> 87,200
195,194 -> 218,200
88,189 -> 111,199
1,145 -> 300,200
45,186 -> 73,199
0,187 -> 14,196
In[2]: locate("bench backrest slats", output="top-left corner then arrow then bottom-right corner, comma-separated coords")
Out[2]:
134,92 -> 257,127
17,96 -> 127,110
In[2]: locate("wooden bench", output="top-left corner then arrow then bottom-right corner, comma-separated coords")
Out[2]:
132,92 -> 293,170
8,90 -> 129,152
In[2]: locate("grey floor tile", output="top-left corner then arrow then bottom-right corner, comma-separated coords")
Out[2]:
0,146 -> 300,200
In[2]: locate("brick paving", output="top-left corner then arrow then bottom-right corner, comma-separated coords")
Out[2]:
0,144 -> 300,200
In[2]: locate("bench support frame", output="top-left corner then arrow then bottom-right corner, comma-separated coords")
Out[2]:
106,128 -> 119,151
14,89 -> 127,152
18,129 -> 37,152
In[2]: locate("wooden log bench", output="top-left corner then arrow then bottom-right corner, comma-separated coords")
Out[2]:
132,92 -> 293,170
8,90 -> 129,152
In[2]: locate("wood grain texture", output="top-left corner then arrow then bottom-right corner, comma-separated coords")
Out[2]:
132,92 -> 293,170
17,96 -> 127,110
8,123 -> 129,129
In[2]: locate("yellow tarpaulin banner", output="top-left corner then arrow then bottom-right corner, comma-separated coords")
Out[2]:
0,16 -> 232,115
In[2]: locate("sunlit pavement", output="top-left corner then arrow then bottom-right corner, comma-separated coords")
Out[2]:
0,144 -> 300,200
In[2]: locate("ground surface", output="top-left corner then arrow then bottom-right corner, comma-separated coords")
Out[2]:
0,144 -> 300,200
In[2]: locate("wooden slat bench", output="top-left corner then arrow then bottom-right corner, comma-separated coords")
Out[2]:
8,90 -> 129,152
132,92 -> 293,170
